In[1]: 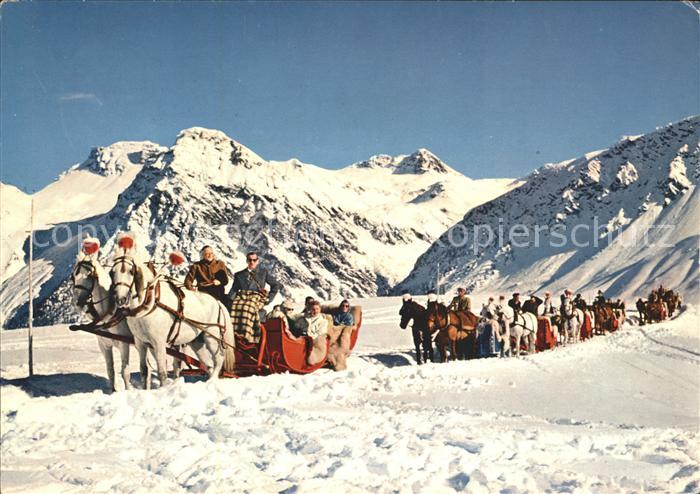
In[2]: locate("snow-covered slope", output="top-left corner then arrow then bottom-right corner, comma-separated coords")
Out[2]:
1,299 -> 698,492
0,183 -> 32,284
396,116 -> 700,303
1,129 -> 515,327
0,141 -> 165,283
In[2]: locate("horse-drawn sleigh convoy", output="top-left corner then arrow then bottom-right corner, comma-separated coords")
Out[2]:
399,284 -> 682,365
69,235 -> 362,390
68,234 -> 682,388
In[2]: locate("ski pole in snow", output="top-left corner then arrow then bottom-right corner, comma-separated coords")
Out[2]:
27,198 -> 34,377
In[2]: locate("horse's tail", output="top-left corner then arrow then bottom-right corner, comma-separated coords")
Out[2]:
220,304 -> 236,374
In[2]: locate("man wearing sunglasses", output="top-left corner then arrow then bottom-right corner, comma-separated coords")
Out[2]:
332,299 -> 354,326
228,251 -> 282,309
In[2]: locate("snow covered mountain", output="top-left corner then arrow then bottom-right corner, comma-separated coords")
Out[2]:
1,128 -> 515,327
395,116 -> 700,303
0,141 -> 165,284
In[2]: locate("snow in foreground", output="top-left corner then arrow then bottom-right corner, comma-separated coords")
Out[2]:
1,298 -> 699,493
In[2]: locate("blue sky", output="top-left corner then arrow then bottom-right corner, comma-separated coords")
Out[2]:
1,1 -> 698,192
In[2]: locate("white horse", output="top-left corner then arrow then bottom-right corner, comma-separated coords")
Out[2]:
71,252 -> 137,391
110,250 -> 235,388
561,303 -> 584,344
508,310 -> 537,356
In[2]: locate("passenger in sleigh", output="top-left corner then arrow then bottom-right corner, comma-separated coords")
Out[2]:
294,300 -> 330,365
333,299 -> 354,326
522,294 -> 542,316
542,291 -> 555,316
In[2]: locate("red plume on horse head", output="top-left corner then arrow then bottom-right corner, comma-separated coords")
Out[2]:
116,232 -> 135,251
169,251 -> 186,266
81,237 -> 100,256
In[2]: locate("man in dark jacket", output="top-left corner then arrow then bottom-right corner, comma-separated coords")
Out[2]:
522,295 -> 542,316
184,246 -> 230,304
228,251 -> 282,309
573,293 -> 588,311
508,293 -> 522,314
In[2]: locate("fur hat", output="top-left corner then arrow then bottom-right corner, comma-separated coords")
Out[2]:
427,293 -> 438,302
402,293 -> 412,302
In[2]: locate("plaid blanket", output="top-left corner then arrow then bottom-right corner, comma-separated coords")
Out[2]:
230,290 -> 267,343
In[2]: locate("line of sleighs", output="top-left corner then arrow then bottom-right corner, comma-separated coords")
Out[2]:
398,285 -> 683,364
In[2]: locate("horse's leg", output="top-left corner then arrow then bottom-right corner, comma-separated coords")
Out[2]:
153,343 -> 170,387
100,340 -> 116,392
437,335 -> 447,363
412,327 -> 422,365
172,345 -> 183,379
423,328 -> 434,363
203,334 -> 224,379
118,341 -> 132,390
135,340 -> 151,390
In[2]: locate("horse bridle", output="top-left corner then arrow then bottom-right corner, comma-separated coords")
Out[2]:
428,303 -> 451,332
71,260 -> 109,321
111,255 -> 140,299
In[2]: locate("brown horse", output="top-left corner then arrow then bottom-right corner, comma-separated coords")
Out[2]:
645,300 -> 667,323
426,302 -> 479,362
663,290 -> 681,317
593,303 -> 616,333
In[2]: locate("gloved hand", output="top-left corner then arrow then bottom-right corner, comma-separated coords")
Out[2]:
213,280 -> 221,286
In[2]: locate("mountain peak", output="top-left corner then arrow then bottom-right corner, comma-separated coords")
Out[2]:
395,149 -> 451,175
350,148 -> 454,175
172,127 -> 265,169
77,141 -> 165,176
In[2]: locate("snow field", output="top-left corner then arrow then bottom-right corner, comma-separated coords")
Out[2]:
1,298 -> 698,493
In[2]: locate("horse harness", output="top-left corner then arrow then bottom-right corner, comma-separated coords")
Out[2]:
431,303 -> 475,334
512,311 -> 536,333
135,275 -> 229,349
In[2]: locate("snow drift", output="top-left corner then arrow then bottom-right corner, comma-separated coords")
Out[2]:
1,298 -> 698,493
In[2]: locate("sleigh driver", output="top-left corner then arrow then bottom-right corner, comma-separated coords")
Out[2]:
448,287 -> 472,313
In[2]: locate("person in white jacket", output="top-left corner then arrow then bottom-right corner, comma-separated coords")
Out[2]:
295,300 -> 329,365
295,301 -> 329,339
